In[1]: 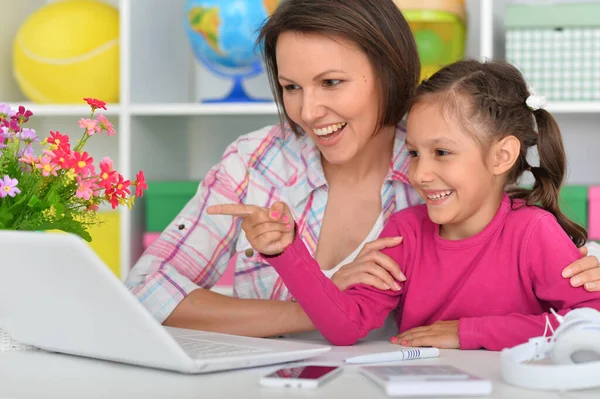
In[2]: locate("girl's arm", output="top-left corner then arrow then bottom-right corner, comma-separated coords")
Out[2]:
459,214 -> 600,351
266,215 -> 406,346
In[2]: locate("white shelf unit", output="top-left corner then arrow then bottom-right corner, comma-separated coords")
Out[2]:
1,0 -> 599,279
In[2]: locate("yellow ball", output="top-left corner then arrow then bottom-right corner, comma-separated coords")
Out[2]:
13,0 -> 119,104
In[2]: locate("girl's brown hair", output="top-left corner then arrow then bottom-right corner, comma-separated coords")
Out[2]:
257,0 -> 420,136
411,59 -> 587,247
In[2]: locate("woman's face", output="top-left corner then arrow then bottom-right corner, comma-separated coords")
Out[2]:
276,31 -> 382,165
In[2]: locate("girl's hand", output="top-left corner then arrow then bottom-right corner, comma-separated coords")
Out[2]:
207,201 -> 295,255
391,320 -> 460,349
331,237 -> 405,291
563,246 -> 600,292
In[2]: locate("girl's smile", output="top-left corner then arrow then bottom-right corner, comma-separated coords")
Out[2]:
422,189 -> 455,205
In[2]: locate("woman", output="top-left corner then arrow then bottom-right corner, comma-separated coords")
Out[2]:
126,0 -> 600,339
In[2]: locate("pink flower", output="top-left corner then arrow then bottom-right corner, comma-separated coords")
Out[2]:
78,118 -> 100,136
134,170 -> 148,197
18,153 -> 38,165
76,177 -> 95,200
47,131 -> 71,151
96,114 -> 115,136
83,97 -> 107,111
113,174 -> 131,198
12,105 -> 33,124
72,151 -> 94,176
98,157 -> 117,188
0,175 -> 21,198
36,156 -> 58,177
2,118 -> 20,133
47,148 -> 72,169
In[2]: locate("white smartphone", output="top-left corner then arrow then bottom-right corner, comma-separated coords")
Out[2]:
259,365 -> 342,389
360,365 -> 492,397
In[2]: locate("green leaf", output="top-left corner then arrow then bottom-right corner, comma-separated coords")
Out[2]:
39,220 -> 92,242
0,207 -> 13,224
27,195 -> 42,208
46,190 -> 61,206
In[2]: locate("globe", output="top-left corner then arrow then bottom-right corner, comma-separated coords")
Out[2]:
184,0 -> 280,103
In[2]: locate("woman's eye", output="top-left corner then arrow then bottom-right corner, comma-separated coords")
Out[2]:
408,150 -> 419,158
436,149 -> 450,156
323,79 -> 342,87
283,84 -> 300,92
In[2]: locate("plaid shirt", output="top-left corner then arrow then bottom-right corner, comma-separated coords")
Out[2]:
126,123 -> 421,322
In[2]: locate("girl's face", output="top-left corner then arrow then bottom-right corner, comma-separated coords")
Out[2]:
275,31 -> 383,165
406,102 -> 502,240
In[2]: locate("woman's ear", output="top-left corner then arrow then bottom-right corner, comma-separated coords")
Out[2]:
490,135 -> 520,176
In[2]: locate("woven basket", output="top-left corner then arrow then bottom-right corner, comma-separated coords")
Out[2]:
505,1 -> 600,101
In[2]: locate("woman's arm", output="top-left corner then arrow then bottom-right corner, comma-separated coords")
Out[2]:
126,136 -> 315,338
563,244 -> 600,291
163,289 -> 315,337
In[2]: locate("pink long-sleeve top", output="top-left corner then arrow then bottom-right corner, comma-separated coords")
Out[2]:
266,194 -> 600,350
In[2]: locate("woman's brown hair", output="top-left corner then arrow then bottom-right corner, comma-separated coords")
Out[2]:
257,0 -> 420,136
411,59 -> 587,247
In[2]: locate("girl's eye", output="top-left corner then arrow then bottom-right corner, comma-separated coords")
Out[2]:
323,79 -> 342,88
283,84 -> 300,92
408,150 -> 419,158
436,149 -> 450,156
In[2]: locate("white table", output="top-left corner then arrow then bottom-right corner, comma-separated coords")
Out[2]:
1,340 -> 599,399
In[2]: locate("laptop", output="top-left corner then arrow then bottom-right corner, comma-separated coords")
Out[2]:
0,230 -> 330,373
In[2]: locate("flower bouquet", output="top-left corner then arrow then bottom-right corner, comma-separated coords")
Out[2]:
0,98 -> 147,241
0,98 -> 147,352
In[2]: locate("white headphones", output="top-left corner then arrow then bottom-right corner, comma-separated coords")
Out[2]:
500,307 -> 600,390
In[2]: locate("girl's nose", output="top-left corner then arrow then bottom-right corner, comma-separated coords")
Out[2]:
411,160 -> 434,184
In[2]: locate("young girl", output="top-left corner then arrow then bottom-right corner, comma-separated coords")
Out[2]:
225,59 -> 600,350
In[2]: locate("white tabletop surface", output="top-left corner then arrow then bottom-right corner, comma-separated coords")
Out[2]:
1,340 -> 599,399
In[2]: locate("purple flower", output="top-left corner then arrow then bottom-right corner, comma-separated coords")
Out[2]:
18,145 -> 34,157
1,126 -> 14,140
0,104 -> 16,121
0,175 -> 21,198
17,128 -> 39,145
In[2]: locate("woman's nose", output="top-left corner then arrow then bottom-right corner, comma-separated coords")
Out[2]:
300,91 -> 327,124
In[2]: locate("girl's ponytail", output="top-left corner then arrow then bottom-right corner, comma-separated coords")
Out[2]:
513,109 -> 587,247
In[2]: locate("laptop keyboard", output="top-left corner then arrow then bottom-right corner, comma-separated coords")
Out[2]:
176,337 -> 272,359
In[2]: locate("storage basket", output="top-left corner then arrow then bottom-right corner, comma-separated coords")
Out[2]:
559,185 -> 588,229
505,1 -> 600,101
145,181 -> 200,232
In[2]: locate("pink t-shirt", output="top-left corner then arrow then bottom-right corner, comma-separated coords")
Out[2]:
266,194 -> 600,350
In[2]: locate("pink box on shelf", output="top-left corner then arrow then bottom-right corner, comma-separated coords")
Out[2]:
142,232 -> 235,288
589,187 -> 600,240
143,232 -> 160,249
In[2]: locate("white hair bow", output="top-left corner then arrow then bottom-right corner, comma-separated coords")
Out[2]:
526,87 -> 547,111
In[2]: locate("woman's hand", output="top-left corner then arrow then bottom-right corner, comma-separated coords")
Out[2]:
563,246 -> 600,292
331,237 -> 405,291
207,201 -> 295,255
391,320 -> 459,349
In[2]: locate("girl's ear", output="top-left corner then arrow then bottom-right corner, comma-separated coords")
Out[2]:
490,135 -> 520,176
